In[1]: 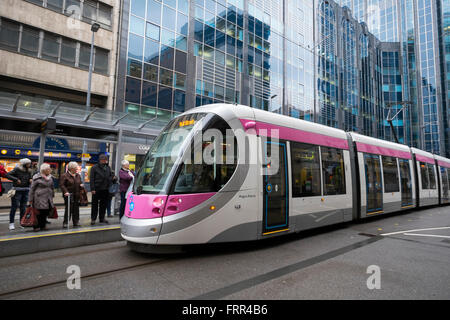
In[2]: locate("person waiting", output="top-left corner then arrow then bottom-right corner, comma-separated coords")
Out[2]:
6,158 -> 32,230
60,161 -> 82,228
28,163 -> 55,231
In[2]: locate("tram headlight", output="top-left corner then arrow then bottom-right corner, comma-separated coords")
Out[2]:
153,197 -> 164,207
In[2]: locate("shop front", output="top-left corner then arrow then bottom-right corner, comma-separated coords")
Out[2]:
0,136 -> 106,192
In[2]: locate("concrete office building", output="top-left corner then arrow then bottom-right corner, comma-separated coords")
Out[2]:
0,0 -> 120,108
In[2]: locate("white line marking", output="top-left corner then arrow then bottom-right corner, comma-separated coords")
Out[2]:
402,233 -> 450,239
380,227 -> 450,236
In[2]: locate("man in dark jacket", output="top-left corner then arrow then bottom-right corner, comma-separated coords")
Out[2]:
6,158 -> 32,230
90,154 -> 116,225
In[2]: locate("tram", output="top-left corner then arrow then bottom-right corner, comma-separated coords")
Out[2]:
120,104 -> 450,252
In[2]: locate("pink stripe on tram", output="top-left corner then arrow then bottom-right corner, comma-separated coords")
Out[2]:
356,142 -> 411,159
240,119 -> 349,150
415,154 -> 435,165
438,160 -> 450,168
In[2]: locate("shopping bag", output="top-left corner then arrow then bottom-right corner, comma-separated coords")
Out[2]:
20,206 -> 38,227
48,206 -> 58,219
79,187 -> 88,206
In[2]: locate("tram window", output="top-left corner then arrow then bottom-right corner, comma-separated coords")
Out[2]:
420,162 -> 429,189
173,115 -> 237,194
382,156 -> 399,193
321,147 -> 346,195
427,164 -> 436,189
291,142 -> 321,197
441,167 -> 449,200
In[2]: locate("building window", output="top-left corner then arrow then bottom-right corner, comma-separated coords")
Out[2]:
47,0 -> 64,12
42,33 -> 60,62
382,156 -> 399,192
20,26 -> 40,57
82,0 -> 98,24
0,18 -> 108,74
94,47 -> 109,74
0,20 -> 20,51
60,38 -> 76,66
79,43 -> 91,70
97,2 -> 112,27
291,142 -> 321,197
25,0 -> 112,28
321,147 -> 346,195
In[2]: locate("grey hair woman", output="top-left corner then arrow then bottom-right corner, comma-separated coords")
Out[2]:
28,163 -> 55,231
119,159 -> 134,219
60,161 -> 82,228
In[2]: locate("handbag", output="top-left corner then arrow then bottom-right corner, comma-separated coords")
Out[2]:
48,206 -> 58,219
79,187 -> 88,206
109,183 -> 119,194
6,188 -> 16,198
20,206 -> 38,227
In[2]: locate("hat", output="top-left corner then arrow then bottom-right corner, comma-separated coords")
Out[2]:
19,158 -> 31,165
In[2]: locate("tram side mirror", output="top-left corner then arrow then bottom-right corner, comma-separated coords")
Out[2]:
136,186 -> 143,195
244,121 -> 256,131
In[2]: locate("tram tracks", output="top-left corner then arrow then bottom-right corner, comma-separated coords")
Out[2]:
0,257 -> 170,299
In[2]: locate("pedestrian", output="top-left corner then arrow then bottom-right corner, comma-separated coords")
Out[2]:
28,163 -> 55,231
0,163 -> 7,197
119,160 -> 134,219
89,154 -> 117,225
60,162 -> 82,228
6,158 -> 33,230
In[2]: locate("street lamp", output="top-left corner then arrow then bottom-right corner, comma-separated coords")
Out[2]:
86,22 -> 100,108
81,22 -> 100,184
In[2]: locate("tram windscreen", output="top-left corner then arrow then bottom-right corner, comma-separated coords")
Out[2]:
134,113 -> 207,194
172,115 -> 238,194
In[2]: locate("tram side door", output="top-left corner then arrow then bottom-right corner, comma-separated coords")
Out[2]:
262,141 -> 289,235
364,154 -> 383,214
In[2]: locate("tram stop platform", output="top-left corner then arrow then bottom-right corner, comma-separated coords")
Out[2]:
0,206 -> 122,258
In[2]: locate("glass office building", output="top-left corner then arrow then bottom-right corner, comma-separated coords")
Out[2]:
338,0 -> 450,157
116,0 -> 315,122
117,0 -> 448,154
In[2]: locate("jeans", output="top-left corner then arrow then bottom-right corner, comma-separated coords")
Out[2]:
120,191 -> 126,219
106,193 -> 112,216
10,190 -> 28,223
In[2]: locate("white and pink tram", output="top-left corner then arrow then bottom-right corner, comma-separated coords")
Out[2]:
120,104 -> 450,252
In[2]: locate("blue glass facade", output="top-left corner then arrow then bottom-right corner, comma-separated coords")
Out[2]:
123,0 -> 190,122
340,0 -> 450,157
117,0 -> 448,156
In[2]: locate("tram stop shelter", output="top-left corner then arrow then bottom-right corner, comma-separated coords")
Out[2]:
0,91 -> 167,257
